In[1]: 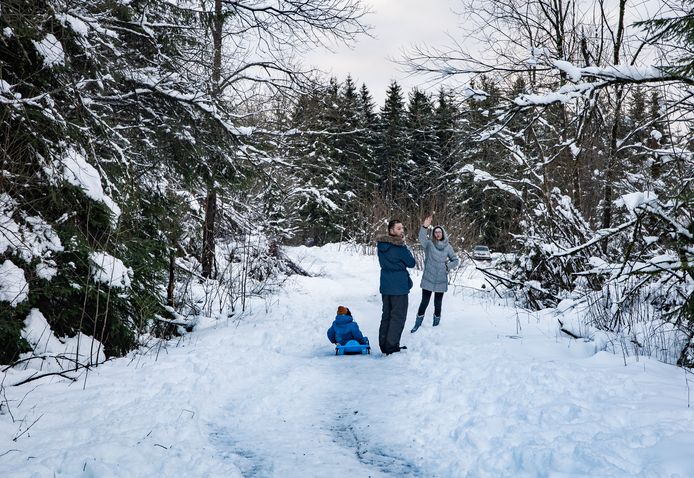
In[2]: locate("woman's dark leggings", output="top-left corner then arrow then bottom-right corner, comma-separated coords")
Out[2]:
417,289 -> 444,317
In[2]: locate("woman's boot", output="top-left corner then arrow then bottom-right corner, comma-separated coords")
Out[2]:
410,314 -> 424,333
433,314 -> 441,326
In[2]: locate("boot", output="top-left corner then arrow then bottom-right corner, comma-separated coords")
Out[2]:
433,314 -> 441,327
410,314 -> 424,333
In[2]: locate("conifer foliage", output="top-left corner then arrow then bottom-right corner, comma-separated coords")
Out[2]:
0,0 -> 368,364
1,0 -> 692,370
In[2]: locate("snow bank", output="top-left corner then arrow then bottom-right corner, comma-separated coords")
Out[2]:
89,251 -> 132,288
20,309 -> 106,370
0,260 -> 28,307
61,148 -> 121,224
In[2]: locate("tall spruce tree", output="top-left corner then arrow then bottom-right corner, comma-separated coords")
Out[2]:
433,88 -> 460,181
284,82 -> 345,245
406,88 -> 438,201
377,80 -> 409,203
457,76 -> 521,249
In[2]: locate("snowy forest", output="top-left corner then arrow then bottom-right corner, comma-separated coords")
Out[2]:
1,0 -> 694,475
2,0 -> 691,367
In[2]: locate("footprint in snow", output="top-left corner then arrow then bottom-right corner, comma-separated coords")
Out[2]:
209,426 -> 273,477
331,411 -> 423,477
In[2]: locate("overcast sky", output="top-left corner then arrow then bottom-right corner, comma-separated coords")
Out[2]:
304,0 -> 464,106
303,0 -> 668,106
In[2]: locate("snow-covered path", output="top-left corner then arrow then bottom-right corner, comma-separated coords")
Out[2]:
2,244 -> 694,477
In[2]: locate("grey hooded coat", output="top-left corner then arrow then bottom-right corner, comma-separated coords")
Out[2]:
419,226 -> 460,293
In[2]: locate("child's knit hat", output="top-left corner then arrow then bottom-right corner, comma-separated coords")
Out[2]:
336,306 -> 351,316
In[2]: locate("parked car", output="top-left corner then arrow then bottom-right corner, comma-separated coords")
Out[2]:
472,245 -> 491,261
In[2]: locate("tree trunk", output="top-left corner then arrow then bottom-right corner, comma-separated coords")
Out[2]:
166,248 -> 175,306
212,0 -> 223,89
202,188 -> 217,278
200,0 -> 223,279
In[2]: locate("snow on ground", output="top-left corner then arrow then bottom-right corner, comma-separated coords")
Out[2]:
1,243 -> 694,477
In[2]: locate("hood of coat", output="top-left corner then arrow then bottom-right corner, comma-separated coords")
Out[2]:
334,314 -> 354,325
376,234 -> 405,252
432,226 -> 449,250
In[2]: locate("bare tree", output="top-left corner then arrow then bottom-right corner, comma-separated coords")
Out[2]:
401,0 -> 694,364
191,0 -> 370,277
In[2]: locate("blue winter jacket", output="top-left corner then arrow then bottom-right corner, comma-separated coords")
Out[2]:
377,235 -> 416,295
327,314 -> 366,345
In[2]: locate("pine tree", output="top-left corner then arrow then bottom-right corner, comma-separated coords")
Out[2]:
333,76 -> 378,236
360,83 -> 378,128
457,76 -> 522,249
636,8 -> 694,79
406,88 -> 438,200
284,84 -> 344,245
357,82 -> 380,189
377,81 -> 409,203
433,88 -> 460,180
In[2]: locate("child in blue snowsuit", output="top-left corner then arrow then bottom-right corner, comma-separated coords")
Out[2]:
327,306 -> 368,345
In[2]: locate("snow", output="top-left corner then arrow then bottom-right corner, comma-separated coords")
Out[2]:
58,14 -> 90,37
0,79 -> 12,94
36,262 -> 58,281
581,64 -> 665,81
32,34 -> 65,68
615,191 -> 658,212
460,164 -> 523,198
553,59 -> 582,82
514,82 -> 597,106
0,260 -> 28,307
89,251 -> 133,288
1,193 -> 63,262
61,148 -> 121,224
20,309 -> 106,371
0,194 -> 20,255
1,244 -> 693,477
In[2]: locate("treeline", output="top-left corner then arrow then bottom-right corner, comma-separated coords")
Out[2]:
1,0 -> 692,370
266,74 -> 679,254
263,0 -> 694,366
264,76 -> 526,251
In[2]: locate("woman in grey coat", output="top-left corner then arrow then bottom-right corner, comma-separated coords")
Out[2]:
411,215 -> 460,332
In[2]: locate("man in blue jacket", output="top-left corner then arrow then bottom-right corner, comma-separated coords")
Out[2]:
377,219 -> 416,355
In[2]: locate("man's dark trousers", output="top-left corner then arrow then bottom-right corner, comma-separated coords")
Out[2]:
379,294 -> 408,354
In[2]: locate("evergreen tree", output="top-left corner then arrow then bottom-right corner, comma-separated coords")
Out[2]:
284,84 -> 344,245
406,88 -> 438,200
0,0 -> 369,362
334,76 -> 379,236
357,82 -> 380,190
456,76 -> 521,249
376,81 -> 409,203
433,88 -> 460,180
360,83 -> 378,128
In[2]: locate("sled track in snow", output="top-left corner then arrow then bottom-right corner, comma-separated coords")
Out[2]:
331,412 -> 423,477
209,427 -> 274,477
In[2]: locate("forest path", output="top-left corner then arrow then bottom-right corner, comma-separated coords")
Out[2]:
200,244 -> 694,477
2,244 -> 693,477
